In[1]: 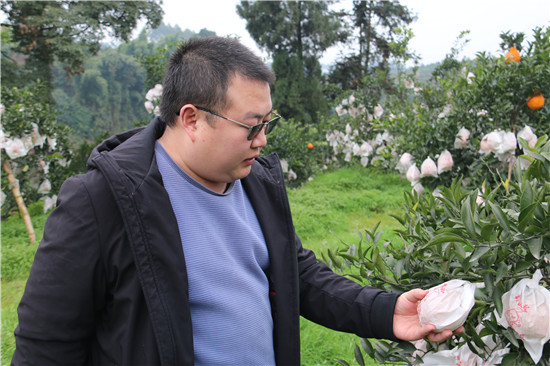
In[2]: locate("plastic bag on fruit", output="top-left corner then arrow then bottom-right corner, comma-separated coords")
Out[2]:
420,343 -> 508,366
471,322 -> 510,366
420,345 -> 480,366
496,269 -> 550,364
419,348 -> 458,365
418,279 -> 483,332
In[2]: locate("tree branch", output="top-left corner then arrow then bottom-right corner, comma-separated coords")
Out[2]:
3,160 -> 36,244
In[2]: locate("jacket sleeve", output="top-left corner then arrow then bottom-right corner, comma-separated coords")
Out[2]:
12,175 -> 106,365
296,233 -> 401,341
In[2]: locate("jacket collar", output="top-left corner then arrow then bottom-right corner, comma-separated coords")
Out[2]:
87,117 -> 166,188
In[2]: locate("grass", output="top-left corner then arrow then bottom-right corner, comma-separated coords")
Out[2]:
0,168 -> 410,366
289,167 -> 409,254
289,168 -> 410,365
1,211 -> 47,366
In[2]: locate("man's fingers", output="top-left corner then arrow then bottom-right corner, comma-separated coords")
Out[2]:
403,288 -> 428,302
426,329 -> 453,343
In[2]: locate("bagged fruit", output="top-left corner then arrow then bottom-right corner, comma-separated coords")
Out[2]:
496,269 -> 550,364
418,279 -> 481,332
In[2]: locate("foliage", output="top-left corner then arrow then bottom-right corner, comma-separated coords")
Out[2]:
271,52 -> 329,125
261,118 -> 329,187
331,27 -> 550,192
237,0 -> 344,57
138,41 -> 174,90
237,0 -> 345,123
322,78 -> 397,172
0,0 -> 163,100
51,24 -> 211,140
329,136 -> 550,365
328,0 -> 417,88
1,83 -> 71,217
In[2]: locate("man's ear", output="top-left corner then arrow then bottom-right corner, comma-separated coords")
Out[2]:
178,104 -> 199,141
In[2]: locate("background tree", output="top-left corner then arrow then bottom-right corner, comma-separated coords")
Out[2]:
0,0 -> 163,102
237,0 -> 345,124
329,0 -> 416,89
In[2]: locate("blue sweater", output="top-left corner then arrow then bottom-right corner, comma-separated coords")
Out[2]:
155,142 -> 275,365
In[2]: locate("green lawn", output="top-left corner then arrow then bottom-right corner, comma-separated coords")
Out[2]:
1,167 -> 410,365
289,168 -> 409,365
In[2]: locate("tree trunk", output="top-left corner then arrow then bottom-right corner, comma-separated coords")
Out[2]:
296,1 -> 304,66
3,160 -> 36,244
364,0 -> 373,77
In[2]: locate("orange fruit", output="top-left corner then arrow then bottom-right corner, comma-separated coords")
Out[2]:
505,47 -> 521,63
527,93 -> 545,110
307,143 -> 314,149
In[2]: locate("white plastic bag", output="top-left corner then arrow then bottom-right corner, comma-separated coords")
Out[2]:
419,348 -> 458,365
418,279 -> 481,332
472,323 -> 510,366
496,269 -> 550,364
420,343 -> 508,366
419,345 -> 484,366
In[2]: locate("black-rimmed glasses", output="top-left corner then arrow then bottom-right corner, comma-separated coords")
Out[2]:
195,106 -> 280,140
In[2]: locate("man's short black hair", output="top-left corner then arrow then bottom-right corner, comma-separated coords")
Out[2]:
160,36 -> 276,127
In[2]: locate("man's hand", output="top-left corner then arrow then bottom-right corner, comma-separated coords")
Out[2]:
393,289 -> 464,342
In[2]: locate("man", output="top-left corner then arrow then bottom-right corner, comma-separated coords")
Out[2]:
12,36 -> 460,365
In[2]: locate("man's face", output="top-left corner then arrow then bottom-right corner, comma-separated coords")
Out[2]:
187,74 -> 273,192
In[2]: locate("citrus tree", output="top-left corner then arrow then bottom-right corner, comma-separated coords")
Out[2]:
386,27 -> 549,192
1,83 -> 71,241
328,135 -> 550,365
323,27 -> 549,196
319,26 -> 550,366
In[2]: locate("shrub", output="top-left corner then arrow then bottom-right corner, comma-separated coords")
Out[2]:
1,83 -> 72,217
261,118 -> 329,187
325,27 -> 550,194
329,136 -> 550,365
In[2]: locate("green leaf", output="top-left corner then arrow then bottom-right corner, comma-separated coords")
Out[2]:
360,338 -> 374,357
493,284 -> 504,316
496,262 -> 508,283
373,340 -> 390,353
327,249 -> 342,269
353,343 -> 365,366
390,214 -> 405,226
520,181 -> 534,211
371,221 -> 381,237
527,237 -> 542,259
518,202 -> 538,232
480,223 -> 497,241
515,260 -> 531,272
396,341 -> 416,354
461,197 -> 477,237
483,272 -> 494,296
501,327 -> 519,348
362,262 -> 374,272
465,323 -> 486,350
469,246 -> 491,263
392,258 -> 405,278
372,247 -> 386,274
347,274 -> 364,282
487,201 -> 511,232
453,242 -> 467,260
500,353 -> 519,366
427,233 -> 466,246
333,359 -> 350,366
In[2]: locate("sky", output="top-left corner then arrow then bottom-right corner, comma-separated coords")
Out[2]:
159,0 -> 550,65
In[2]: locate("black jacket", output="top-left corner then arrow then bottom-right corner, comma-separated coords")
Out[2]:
13,118 -> 400,365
